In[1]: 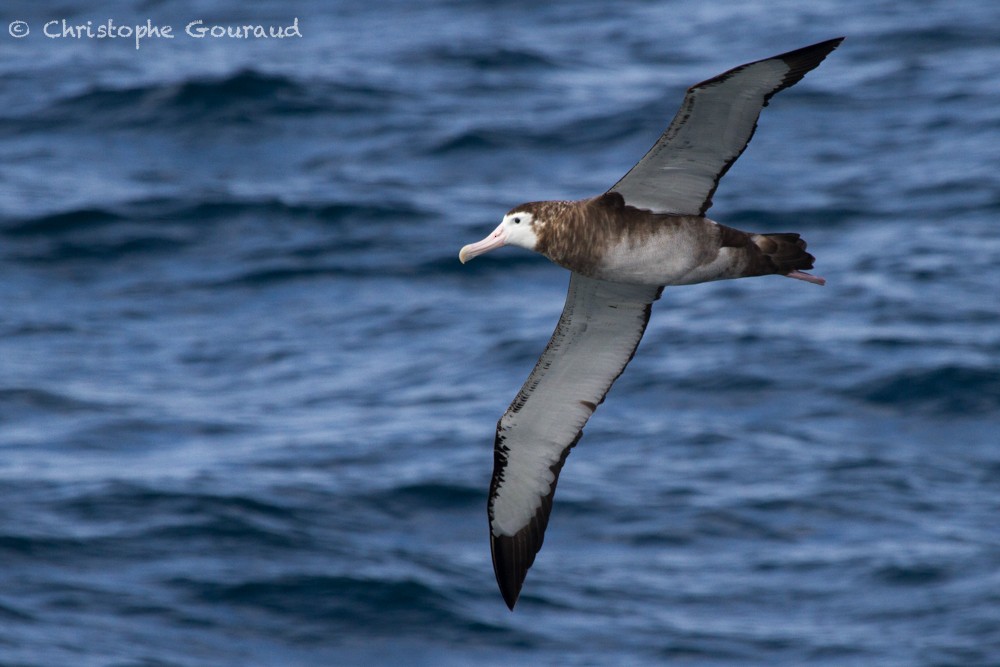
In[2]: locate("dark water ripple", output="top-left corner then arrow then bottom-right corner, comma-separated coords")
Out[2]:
1,0 -> 999,665
0,70 -> 391,135
858,365 -> 1000,415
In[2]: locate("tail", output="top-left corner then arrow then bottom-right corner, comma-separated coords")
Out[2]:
752,233 -> 825,286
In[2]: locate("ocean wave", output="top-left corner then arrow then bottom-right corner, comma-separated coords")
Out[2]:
871,562 -> 951,586
0,601 -> 34,622
6,69 -> 394,133
1,197 -> 426,236
60,483 -> 300,522
425,128 -> 513,155
2,207 -> 127,237
205,249 -> 542,286
673,372 -> 776,393
0,387 -> 115,418
855,365 -> 1000,415
423,98 -> 663,157
150,516 -> 311,550
365,482 -> 481,513
170,573 -> 503,639
211,265 -> 363,288
0,533 -> 88,560
724,206 -> 868,229
880,24 -> 1000,52
17,236 -> 190,263
34,484 -> 312,554
0,196 -> 428,267
418,44 -> 558,70
0,189 -> 488,279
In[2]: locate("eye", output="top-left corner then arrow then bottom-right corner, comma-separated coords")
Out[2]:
513,217 -> 521,224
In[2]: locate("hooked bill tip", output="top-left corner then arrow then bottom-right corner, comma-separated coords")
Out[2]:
459,224 -> 507,264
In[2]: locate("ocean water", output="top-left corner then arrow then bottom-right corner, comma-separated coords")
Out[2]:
1,1 -> 998,665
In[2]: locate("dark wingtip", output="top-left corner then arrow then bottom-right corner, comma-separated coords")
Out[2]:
501,585 -> 519,611
782,36 -> 846,61
490,492 -> 559,610
488,424 -> 577,611
491,532 -> 526,610
771,37 -> 846,92
689,36 -> 845,93
818,36 -> 846,47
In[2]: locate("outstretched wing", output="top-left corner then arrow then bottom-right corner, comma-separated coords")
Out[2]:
610,37 -> 844,216
488,273 -> 663,609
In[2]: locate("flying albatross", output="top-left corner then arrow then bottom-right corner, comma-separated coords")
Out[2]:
459,37 -> 844,610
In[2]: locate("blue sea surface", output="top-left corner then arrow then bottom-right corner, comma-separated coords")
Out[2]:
1,1 -> 999,665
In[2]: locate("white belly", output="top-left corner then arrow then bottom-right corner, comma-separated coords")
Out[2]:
587,220 -> 732,286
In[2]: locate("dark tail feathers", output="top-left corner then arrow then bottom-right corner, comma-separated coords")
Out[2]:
752,233 -> 816,275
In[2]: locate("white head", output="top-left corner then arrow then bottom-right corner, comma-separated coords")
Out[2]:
459,209 -> 540,264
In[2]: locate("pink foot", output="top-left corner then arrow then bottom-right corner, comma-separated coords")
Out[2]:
786,271 -> 826,286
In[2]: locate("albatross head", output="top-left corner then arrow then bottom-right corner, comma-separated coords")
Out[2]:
459,207 -> 541,264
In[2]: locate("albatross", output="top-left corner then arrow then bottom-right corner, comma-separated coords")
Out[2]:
459,37 -> 844,610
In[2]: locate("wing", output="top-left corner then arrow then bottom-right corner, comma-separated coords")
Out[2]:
610,37 -> 844,216
488,272 -> 663,609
